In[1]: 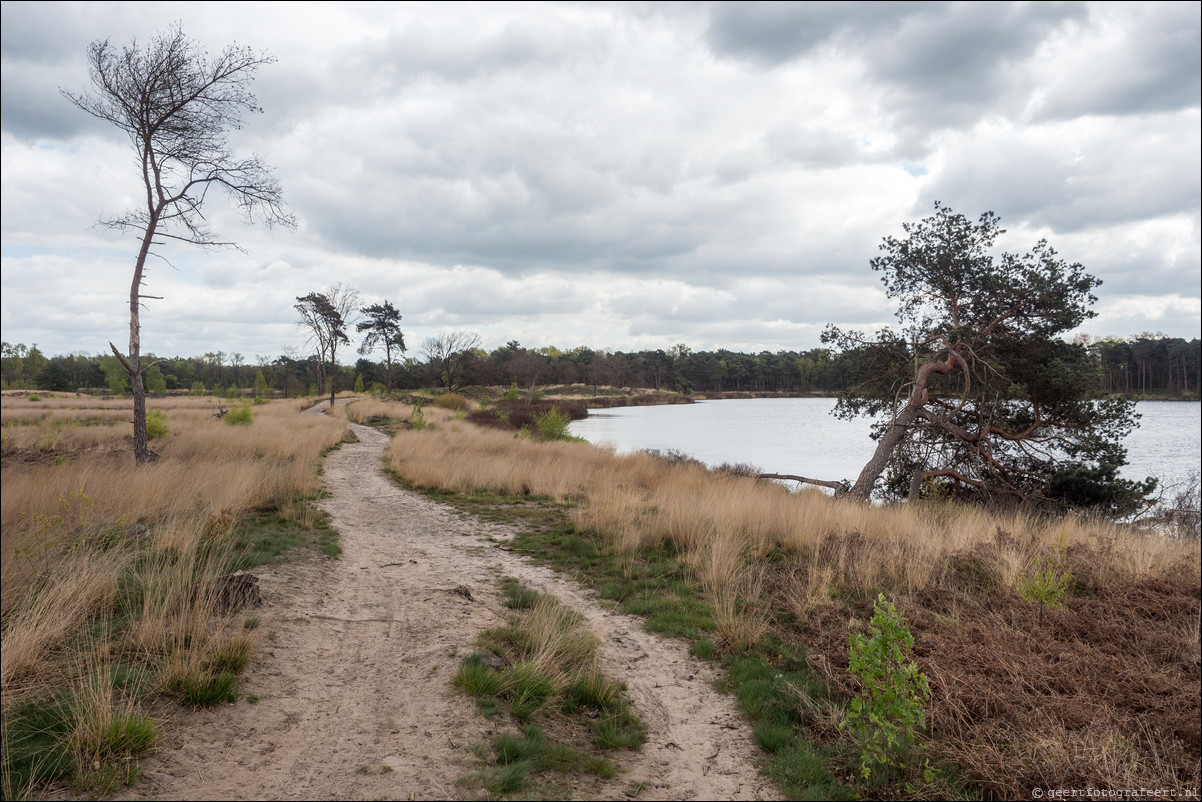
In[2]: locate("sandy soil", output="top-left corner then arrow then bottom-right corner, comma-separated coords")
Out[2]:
117,413 -> 779,801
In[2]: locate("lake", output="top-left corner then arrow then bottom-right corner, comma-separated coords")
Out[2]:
569,398 -> 1201,490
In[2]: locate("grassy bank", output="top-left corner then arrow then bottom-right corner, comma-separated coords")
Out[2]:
366,395 -> 1201,799
1,393 -> 346,798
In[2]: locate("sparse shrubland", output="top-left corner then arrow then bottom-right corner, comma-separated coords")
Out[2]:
387,417 -> 1201,799
1,394 -> 346,797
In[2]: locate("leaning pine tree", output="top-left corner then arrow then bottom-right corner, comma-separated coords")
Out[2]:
822,202 -> 1155,515
63,25 -> 294,463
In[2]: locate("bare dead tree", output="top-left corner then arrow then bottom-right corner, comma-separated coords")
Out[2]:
63,24 -> 295,463
422,330 -> 483,391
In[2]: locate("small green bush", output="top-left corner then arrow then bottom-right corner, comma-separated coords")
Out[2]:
504,383 -> 521,400
224,403 -> 254,426
409,403 -> 427,430
254,370 -> 269,399
842,593 -> 933,782
1017,542 -> 1074,624
28,394 -> 42,402
534,408 -> 577,442
145,409 -> 169,439
189,381 -> 206,396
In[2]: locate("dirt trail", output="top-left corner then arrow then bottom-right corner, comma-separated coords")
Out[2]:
119,414 -> 779,801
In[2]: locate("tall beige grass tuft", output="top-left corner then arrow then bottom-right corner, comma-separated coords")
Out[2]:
709,567 -> 772,653
514,596 -> 600,680
1,546 -> 126,691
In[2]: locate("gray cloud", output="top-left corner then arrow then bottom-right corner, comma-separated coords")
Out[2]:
1033,2 -> 1201,121
922,114 -> 1201,234
705,1 -> 931,66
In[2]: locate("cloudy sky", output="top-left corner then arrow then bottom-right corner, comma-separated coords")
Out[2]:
2,1 -> 1199,361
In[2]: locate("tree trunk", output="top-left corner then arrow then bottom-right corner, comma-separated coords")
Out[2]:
125,217 -> 159,465
847,354 -> 951,500
328,353 -> 336,407
131,367 -> 157,463
848,400 -> 921,499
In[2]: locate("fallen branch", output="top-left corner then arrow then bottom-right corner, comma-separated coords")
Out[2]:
757,473 -> 850,493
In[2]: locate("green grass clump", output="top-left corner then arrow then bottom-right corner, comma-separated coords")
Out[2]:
452,579 -> 644,798
226,505 -> 340,567
2,697 -> 78,797
2,689 -> 157,801
166,671 -> 239,707
501,577 -> 541,609
505,661 -> 557,722
224,402 -> 254,426
453,653 -> 506,697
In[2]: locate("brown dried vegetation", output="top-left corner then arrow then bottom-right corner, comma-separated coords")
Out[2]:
778,530 -> 1200,798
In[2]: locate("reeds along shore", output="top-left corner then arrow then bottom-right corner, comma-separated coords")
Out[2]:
378,399 -> 1201,797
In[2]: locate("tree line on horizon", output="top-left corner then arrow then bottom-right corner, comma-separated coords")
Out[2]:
3,332 -> 1199,400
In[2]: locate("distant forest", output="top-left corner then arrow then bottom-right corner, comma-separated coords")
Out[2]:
2,334 -> 1199,400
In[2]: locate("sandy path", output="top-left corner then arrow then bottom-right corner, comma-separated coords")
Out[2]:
120,414 -> 779,801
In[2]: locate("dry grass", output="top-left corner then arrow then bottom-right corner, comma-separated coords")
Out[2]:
387,423 -> 1199,597
1,395 -> 344,755
1,547 -> 125,691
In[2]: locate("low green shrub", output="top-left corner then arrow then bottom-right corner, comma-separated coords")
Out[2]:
534,408 -> 575,441
224,403 -> 254,426
409,403 -> 427,430
145,409 -> 169,439
842,594 -> 933,783
1017,541 -> 1074,624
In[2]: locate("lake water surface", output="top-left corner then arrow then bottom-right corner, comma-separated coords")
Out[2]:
569,398 -> 1201,490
